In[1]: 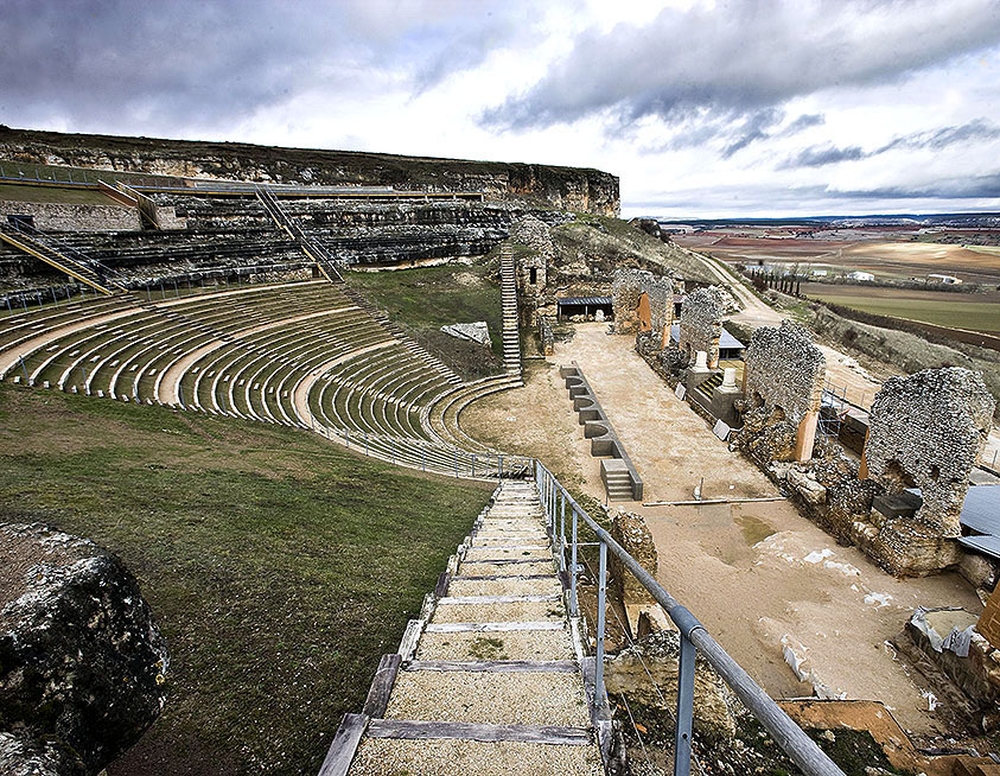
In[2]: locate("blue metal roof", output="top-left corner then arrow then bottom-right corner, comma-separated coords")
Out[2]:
960,484 -> 1000,536
557,297 -> 612,306
669,323 -> 745,350
959,534 -> 1000,560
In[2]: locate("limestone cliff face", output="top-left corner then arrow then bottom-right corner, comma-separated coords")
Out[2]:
0,127 -> 620,216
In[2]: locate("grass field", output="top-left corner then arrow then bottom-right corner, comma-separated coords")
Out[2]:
345,259 -> 504,379
0,383 -> 492,776
801,283 -> 1000,333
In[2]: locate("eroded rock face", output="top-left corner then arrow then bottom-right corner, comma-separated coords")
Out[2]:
605,630 -> 738,743
609,510 -> 658,606
0,523 -> 168,775
865,367 -> 995,536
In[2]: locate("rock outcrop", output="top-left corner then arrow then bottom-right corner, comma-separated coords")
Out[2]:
0,126 -> 620,216
0,523 -> 168,775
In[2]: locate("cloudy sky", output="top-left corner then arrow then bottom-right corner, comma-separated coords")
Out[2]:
4,0 -> 1000,218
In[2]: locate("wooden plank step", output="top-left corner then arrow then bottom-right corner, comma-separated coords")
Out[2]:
438,594 -> 561,605
425,621 -> 565,633
406,659 -> 577,673
366,719 -> 592,746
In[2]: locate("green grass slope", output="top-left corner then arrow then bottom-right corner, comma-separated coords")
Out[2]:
0,384 -> 492,775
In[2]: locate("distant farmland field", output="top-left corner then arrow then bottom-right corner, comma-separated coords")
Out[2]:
801,283 -> 1000,333
674,234 -> 1000,286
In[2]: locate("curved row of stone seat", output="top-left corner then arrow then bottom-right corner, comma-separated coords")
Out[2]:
17,283 -> 346,400
0,280 -> 531,479
422,374 -> 525,454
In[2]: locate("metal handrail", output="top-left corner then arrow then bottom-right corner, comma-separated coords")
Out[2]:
533,460 -> 845,776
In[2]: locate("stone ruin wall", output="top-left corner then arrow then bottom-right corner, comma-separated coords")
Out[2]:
0,200 -> 141,232
743,321 -> 825,425
677,287 -> 724,367
611,268 -> 673,339
865,367 -> 995,537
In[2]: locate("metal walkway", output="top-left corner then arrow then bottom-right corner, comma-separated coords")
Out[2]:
320,479 -> 605,775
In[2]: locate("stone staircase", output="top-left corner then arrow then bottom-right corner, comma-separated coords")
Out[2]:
694,369 -> 724,401
498,244 -> 522,382
600,459 -> 634,502
320,480 -> 604,776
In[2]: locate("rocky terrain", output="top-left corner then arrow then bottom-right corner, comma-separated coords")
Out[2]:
0,126 -> 619,216
0,523 -> 168,776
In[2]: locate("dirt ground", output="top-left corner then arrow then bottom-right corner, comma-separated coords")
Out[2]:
462,323 -> 983,741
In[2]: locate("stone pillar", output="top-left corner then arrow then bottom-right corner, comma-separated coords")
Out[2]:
693,350 -> 709,371
795,410 -> 819,462
722,367 -> 737,390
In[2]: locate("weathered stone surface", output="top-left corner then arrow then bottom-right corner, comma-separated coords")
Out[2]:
865,367 -> 995,536
610,268 -> 673,341
605,630 -> 738,743
440,321 -> 492,347
510,216 -> 552,304
743,321 -> 825,425
0,731 -> 86,776
787,467 -> 828,505
0,523 -> 168,775
0,201 -> 141,233
609,510 -> 657,606
0,127 -> 621,216
677,287 -> 725,368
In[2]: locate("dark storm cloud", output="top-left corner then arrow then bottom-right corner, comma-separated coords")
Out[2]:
0,0 -> 321,132
481,0 -> 1000,131
780,144 -> 867,168
780,119 -> 1000,168
0,0 -> 521,136
836,173 -> 1000,200
721,108 -> 784,158
876,118 -> 1000,153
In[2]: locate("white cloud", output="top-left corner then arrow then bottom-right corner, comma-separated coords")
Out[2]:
3,0 -> 1000,216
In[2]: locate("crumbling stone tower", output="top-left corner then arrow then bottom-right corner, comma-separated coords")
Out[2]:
738,321 -> 825,463
861,368 -> 994,574
509,215 -> 552,312
678,287 -> 724,369
611,268 -> 673,349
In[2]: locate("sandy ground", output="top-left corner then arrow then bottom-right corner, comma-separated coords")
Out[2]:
463,323 -> 983,739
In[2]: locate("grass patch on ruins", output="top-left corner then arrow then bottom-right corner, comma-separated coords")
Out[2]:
0,382 -> 492,776
344,260 -> 504,379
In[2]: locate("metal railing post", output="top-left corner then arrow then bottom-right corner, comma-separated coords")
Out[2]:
559,491 -> 567,571
595,539 -> 608,711
674,632 -> 696,776
570,507 -> 579,616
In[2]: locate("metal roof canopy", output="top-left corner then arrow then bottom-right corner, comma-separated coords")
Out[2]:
959,484 -> 1000,537
557,296 -> 612,306
959,534 -> 1000,560
669,323 -> 745,350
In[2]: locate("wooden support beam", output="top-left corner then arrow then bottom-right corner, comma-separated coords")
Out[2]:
425,621 -> 564,634
317,713 -> 368,776
406,659 -> 578,673
361,654 -> 401,718
438,594 -> 561,605
365,719 -> 592,746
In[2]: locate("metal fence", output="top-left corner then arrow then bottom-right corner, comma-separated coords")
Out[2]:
533,460 -> 846,776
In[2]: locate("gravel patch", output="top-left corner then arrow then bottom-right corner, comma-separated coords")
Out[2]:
431,599 -> 564,624
415,628 -> 576,661
464,546 -> 552,562
459,560 -> 555,576
349,737 -> 604,775
385,670 -> 591,726
447,577 -> 562,598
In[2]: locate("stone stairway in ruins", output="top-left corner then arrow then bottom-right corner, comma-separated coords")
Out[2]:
320,480 -> 604,776
498,244 -> 522,382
